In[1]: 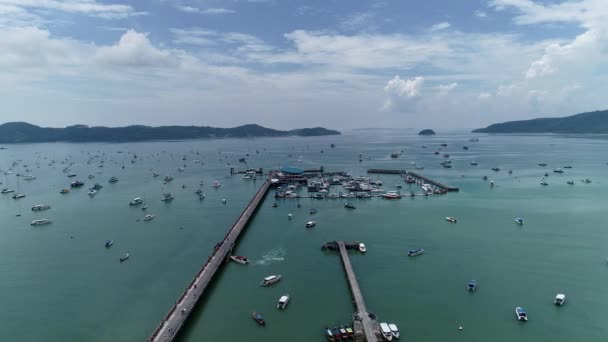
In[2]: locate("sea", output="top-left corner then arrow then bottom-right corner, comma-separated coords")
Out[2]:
1,129 -> 607,342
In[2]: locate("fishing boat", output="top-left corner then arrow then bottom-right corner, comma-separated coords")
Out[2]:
252,312 -> 265,326
468,280 -> 477,291
230,255 -> 249,265
380,323 -> 393,341
445,216 -> 457,223
408,249 -> 424,257
306,221 -> 316,228
277,295 -> 290,309
344,203 -> 356,209
554,293 -> 566,306
129,197 -> 143,205
359,243 -> 367,253
105,240 -> 113,248
260,275 -> 282,286
31,204 -> 51,211
388,323 -> 400,339
161,193 -> 174,201
143,214 -> 155,221
120,253 -> 130,262
515,307 -> 528,321
31,219 -> 51,226
515,218 -> 524,225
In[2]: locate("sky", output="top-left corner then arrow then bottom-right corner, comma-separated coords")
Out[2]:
1,0 -> 607,130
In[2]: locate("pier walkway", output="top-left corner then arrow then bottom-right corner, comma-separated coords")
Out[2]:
337,241 -> 380,342
148,173 -> 275,342
367,168 -> 459,192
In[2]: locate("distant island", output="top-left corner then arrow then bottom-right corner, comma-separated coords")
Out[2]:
418,129 -> 436,135
473,110 -> 608,133
0,122 -> 340,143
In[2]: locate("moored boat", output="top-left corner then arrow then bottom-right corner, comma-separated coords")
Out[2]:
105,240 -> 113,247
60,189 -> 70,194
359,243 -> 367,253
515,218 -> 524,225
344,203 -> 356,209
161,193 -> 174,201
468,280 -> 477,291
380,323 -> 393,341
408,248 -> 424,257
554,293 -> 566,306
230,255 -> 249,264
31,204 -> 51,211
143,214 -> 155,221
88,189 -> 97,196
445,216 -> 457,223
260,275 -> 282,286
305,221 -> 317,228
388,323 -> 400,339
12,193 -> 26,199
130,197 -> 143,205
70,180 -> 84,187
1,188 -> 15,194
31,219 -> 51,226
120,253 -> 130,262
515,307 -> 528,321
252,312 -> 265,326
382,191 -> 401,199
277,294 -> 290,309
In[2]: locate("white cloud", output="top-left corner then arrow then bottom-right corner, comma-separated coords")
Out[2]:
382,76 -> 424,111
176,6 -> 235,15
429,22 -> 451,32
438,82 -> 458,94
0,0 -> 145,19
478,92 -> 492,100
94,30 -> 173,67
475,10 -> 487,18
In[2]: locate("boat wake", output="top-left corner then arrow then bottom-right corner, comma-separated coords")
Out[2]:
253,247 -> 286,266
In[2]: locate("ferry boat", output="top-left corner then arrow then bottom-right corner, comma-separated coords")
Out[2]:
31,204 -> 51,211
230,255 -> 249,265
143,214 -> 155,221
1,188 -> 15,194
468,280 -> 477,291
252,312 -> 265,326
408,249 -> 424,257
277,295 -> 290,309
105,240 -> 113,248
70,180 -> 84,187
60,189 -> 70,194
129,197 -> 143,205
515,218 -> 524,225
108,176 -> 118,183
31,219 -> 51,226
359,243 -> 367,253
554,293 -> 566,306
344,203 -> 356,209
161,193 -> 174,201
306,221 -> 317,228
515,307 -> 528,321
388,323 -> 400,339
445,216 -> 457,223
260,275 -> 282,286
120,253 -> 130,262
382,191 -> 402,199
380,323 -> 393,341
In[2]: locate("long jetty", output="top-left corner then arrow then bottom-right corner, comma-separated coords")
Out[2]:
367,169 -> 459,192
148,173 -> 275,342
337,241 -> 380,342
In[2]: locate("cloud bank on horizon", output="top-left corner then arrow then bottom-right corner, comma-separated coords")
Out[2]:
0,0 -> 607,129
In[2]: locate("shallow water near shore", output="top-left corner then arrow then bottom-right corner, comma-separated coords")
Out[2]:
1,130 -> 607,342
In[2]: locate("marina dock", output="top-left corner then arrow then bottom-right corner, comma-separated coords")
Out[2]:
336,241 -> 381,342
367,169 -> 459,192
148,172 -> 275,341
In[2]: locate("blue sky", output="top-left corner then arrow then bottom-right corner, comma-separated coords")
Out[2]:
1,0 -> 606,129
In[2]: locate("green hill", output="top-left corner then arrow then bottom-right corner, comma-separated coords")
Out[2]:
473,110 -> 608,133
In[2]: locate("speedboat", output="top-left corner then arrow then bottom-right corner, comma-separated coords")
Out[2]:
277,294 -> 290,309
88,189 -> 97,196
105,240 -> 113,247
382,191 -> 402,199
120,253 -> 130,262
143,214 -> 155,221
260,275 -> 282,286
252,312 -> 265,326
12,193 -> 25,199
468,280 -> 477,291
359,243 -> 367,253
408,249 -> 424,257
31,219 -> 51,226
344,203 -> 356,209
31,204 -> 51,211
230,255 -> 249,264
515,218 -> 524,225
380,323 -> 393,341
446,216 -> 457,223
1,188 -> 15,194
130,197 -> 143,205
388,323 -> 400,339
515,307 -> 528,321
554,293 -> 566,306
306,221 -> 316,228
567,180 -> 574,185
161,193 -> 174,201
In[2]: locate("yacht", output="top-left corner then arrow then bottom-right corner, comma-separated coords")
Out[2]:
380,323 -> 393,341
388,323 -> 400,339
130,197 -> 143,205
12,193 -> 25,199
88,189 -> 97,196
468,280 -> 477,291
105,240 -> 113,248
277,295 -> 290,309
306,221 -> 317,228
554,293 -> 566,306
515,307 -> 528,321
252,312 -> 265,326
260,275 -> 282,286
445,217 -> 457,223
230,255 -> 249,264
408,249 -> 424,257
358,243 -> 367,253
143,214 -> 155,221
382,191 -> 402,199
344,203 -> 356,209
515,218 -> 524,225
161,193 -> 174,201
1,188 -> 15,194
31,204 -> 51,211
31,219 -> 51,226
120,253 -> 130,262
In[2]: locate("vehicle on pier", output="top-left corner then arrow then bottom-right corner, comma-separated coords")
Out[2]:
260,275 -> 282,286
445,216 -> 457,223
515,307 -> 528,321
277,294 -> 290,309
388,323 -> 400,339
380,322 -> 394,341
306,221 -> 317,228
408,248 -> 424,257
230,255 -> 249,264
252,312 -> 265,326
468,280 -> 477,291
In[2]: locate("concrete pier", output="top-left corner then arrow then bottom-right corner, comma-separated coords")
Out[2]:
337,241 -> 380,342
148,173 -> 275,341
367,168 -> 459,192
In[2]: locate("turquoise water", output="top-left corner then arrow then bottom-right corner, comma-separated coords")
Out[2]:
1,131 -> 608,341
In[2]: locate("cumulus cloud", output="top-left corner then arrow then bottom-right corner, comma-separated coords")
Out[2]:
382,76 -> 424,111
438,82 -> 458,94
94,30 -> 172,67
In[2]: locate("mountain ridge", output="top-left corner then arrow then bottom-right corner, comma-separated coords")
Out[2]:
473,110 -> 608,133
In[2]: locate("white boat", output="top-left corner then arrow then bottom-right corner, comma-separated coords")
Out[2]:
382,191 -> 402,199
388,323 -> 400,339
143,214 -> 155,221
515,307 -> 528,321
31,219 -> 51,226
120,253 -> 130,262
515,218 -> 524,225
445,216 -> 457,223
230,255 -> 249,264
288,213 -> 293,220
306,221 -> 316,228
380,323 -> 393,341
12,193 -> 25,199
88,189 -> 97,196
242,174 -> 252,179
212,181 -> 221,188
22,175 -> 36,180
359,243 -> 367,253
130,197 -> 143,205
1,188 -> 15,194
540,180 -> 548,186
554,293 -> 566,306
408,249 -> 424,257
161,193 -> 174,201
260,275 -> 282,286
31,204 -> 51,211
581,178 -> 592,183
567,180 -> 574,185
277,294 -> 290,309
